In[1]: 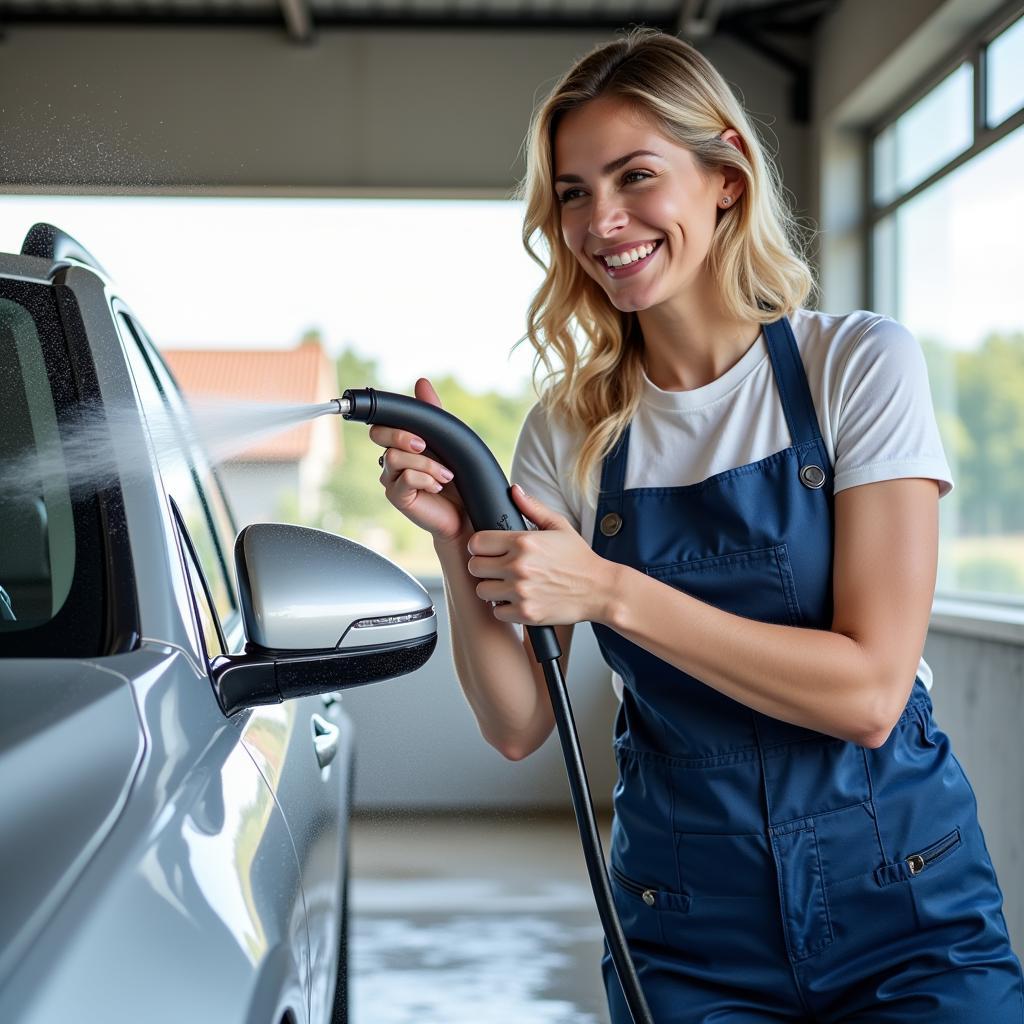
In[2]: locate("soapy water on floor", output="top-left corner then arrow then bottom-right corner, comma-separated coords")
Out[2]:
352,877 -> 610,1024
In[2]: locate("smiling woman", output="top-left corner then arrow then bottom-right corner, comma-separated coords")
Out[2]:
371,25 -> 1024,1024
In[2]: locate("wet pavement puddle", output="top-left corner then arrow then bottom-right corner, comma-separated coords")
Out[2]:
352,878 -> 609,1023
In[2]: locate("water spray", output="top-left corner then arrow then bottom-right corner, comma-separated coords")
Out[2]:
332,387 -> 654,1024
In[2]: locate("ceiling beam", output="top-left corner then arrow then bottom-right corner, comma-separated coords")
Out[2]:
676,0 -> 723,40
279,0 -> 314,42
0,7 -> 682,31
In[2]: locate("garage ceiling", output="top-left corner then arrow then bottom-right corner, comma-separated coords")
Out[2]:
0,0 -> 836,119
0,0 -> 834,40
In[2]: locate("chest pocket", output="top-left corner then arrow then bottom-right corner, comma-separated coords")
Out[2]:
644,543 -> 802,628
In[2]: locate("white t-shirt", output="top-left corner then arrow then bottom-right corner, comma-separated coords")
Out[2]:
510,307 -> 954,695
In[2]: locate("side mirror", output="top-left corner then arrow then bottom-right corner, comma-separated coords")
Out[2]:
212,524 -> 437,716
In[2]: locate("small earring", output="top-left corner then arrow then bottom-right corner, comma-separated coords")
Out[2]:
721,196 -> 732,206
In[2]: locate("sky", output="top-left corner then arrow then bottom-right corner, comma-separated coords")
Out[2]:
0,197 -> 548,396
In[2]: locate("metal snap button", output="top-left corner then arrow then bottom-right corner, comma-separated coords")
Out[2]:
642,889 -> 655,906
600,512 -> 623,536
799,464 -> 826,489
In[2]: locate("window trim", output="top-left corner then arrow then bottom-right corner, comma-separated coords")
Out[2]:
170,496 -> 228,665
930,595 -> 1024,647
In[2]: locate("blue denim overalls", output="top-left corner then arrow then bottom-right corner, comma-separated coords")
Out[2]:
592,315 -> 1023,1022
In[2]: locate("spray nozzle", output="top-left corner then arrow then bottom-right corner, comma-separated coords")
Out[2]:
328,397 -> 351,416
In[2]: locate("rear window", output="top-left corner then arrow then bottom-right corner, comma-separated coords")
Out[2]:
0,278 -> 111,656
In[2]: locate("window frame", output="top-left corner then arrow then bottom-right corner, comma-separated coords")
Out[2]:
113,304 -> 241,635
170,496 -> 228,666
866,1 -> 1024,267
865,0 -> 1024,634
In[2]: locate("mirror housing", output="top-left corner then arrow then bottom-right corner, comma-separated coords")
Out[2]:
212,524 -> 436,716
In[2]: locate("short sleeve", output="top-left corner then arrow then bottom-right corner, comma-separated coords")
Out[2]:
832,317 -> 954,498
510,401 -> 582,534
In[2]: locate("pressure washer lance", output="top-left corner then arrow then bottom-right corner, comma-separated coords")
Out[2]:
330,388 -> 654,1024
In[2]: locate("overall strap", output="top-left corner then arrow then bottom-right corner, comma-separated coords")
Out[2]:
594,421 -> 631,537
764,316 -> 824,448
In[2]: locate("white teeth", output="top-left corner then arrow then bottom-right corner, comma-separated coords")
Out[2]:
603,242 -> 656,268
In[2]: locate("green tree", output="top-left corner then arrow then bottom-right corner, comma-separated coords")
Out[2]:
952,331 -> 1024,535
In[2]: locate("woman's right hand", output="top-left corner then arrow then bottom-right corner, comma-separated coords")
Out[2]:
368,377 -> 470,544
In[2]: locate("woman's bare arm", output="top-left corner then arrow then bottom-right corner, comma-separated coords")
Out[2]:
433,527 -> 573,760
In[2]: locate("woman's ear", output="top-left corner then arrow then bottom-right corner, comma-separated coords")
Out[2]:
718,128 -> 747,203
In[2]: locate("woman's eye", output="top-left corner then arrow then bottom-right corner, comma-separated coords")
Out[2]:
557,170 -> 652,204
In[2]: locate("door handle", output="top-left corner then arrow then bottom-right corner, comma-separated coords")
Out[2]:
311,713 -> 340,770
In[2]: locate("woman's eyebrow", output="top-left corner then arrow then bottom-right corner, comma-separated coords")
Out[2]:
554,149 -> 665,184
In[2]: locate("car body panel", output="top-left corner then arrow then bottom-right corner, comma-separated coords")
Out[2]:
0,658 -> 145,985
0,650 -> 308,1024
243,695 -> 355,1022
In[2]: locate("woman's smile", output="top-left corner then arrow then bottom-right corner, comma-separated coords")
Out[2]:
596,239 -> 664,278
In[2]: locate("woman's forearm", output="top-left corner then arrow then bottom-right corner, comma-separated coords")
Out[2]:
432,530 -> 553,753
598,563 -> 911,748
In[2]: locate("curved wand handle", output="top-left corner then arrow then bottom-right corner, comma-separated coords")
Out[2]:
341,387 -> 561,663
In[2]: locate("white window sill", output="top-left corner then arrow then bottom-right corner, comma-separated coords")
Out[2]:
419,577 -> 1024,646
930,596 -> 1024,646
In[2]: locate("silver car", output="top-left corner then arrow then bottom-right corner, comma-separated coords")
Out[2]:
0,224 -> 438,1024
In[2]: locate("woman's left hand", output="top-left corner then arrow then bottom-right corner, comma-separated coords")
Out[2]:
466,484 -> 613,625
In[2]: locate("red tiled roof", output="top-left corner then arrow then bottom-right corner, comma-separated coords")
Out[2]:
163,342 -> 334,461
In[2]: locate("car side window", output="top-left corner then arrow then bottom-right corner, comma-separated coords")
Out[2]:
0,292 -> 73,622
115,311 -> 238,631
0,289 -> 75,630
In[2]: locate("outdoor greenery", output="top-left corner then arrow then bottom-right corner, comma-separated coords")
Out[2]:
922,329 -> 1024,598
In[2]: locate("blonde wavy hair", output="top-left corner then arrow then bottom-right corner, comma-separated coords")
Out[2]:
511,27 -> 816,500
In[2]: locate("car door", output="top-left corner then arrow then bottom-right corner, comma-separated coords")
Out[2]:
118,311 -> 352,1024
114,308 -> 312,1018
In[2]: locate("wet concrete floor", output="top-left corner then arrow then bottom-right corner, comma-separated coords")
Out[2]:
350,811 -> 613,1024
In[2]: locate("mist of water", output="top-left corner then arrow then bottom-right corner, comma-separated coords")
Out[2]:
0,396 -> 342,506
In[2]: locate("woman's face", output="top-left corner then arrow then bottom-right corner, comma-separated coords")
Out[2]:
553,94 -> 740,314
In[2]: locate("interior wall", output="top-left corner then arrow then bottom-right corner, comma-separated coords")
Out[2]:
0,26 -> 802,199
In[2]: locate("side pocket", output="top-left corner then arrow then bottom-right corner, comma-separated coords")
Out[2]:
770,821 -> 834,960
609,864 -> 691,948
874,827 -> 963,887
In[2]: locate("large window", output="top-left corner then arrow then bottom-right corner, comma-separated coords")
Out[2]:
870,5 -> 1024,606
0,198 -> 544,579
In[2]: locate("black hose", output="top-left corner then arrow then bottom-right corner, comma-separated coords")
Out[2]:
341,387 -> 654,1024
